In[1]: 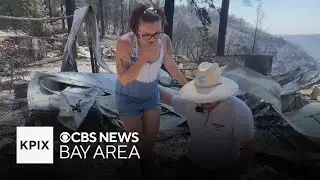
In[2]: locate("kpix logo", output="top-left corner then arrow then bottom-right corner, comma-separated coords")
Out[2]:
20,140 -> 50,150
16,127 -> 54,164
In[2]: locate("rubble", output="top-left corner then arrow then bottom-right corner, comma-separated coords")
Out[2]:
1,5 -> 320,180
271,67 -> 320,96
20,64 -> 320,179
283,102 -> 320,144
311,85 -> 320,99
222,64 -> 282,111
103,45 -> 116,60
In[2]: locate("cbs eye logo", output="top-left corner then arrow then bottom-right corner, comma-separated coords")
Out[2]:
58,132 -> 97,143
60,132 -> 71,143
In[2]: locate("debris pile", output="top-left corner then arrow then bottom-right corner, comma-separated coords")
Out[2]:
0,91 -> 28,155
0,5 -> 319,180
15,65 -> 318,179
103,45 -> 116,60
311,86 -> 320,100
0,30 -> 60,83
0,38 -> 29,77
173,54 -> 198,79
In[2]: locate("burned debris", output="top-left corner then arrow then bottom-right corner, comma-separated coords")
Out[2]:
0,4 -> 319,180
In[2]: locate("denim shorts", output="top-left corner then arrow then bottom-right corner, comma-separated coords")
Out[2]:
115,79 -> 161,120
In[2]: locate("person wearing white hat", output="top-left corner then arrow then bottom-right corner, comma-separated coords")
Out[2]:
159,62 -> 256,178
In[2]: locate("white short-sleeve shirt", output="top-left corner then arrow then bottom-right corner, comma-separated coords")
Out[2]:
172,95 -> 254,169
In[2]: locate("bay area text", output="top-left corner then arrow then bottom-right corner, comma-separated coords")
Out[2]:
59,144 -> 140,160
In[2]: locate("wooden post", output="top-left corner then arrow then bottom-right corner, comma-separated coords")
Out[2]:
13,80 -> 29,99
164,0 -> 174,40
60,0 -> 65,29
216,0 -> 230,56
90,46 -> 96,73
162,0 -> 175,73
64,0 -> 76,33
48,0 -> 53,25
99,0 -> 105,39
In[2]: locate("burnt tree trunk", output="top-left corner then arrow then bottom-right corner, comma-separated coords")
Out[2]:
164,0 -> 174,40
61,1 -> 65,29
216,0 -> 230,56
65,0 -> 76,33
64,0 -> 77,59
162,0 -> 175,73
48,0 -> 53,25
99,0 -> 105,39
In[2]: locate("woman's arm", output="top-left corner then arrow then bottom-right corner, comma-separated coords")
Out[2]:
115,37 -> 147,86
162,35 -> 188,85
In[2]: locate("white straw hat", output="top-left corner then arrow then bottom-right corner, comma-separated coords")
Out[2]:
180,62 -> 239,103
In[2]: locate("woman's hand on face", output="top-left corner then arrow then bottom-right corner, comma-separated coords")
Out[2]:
139,42 -> 160,63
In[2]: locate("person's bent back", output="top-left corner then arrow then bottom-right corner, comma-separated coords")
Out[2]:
159,62 -> 255,178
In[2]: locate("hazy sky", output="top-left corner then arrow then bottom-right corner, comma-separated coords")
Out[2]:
176,0 -> 320,35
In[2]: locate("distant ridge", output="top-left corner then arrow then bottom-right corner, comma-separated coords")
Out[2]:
279,34 -> 320,61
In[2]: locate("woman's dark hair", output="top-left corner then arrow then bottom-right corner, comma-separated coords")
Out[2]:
130,1 -> 166,35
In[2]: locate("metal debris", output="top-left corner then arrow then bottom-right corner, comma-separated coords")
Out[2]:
222,64 -> 282,111
271,67 -> 320,96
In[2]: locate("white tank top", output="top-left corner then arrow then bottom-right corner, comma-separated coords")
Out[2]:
132,35 -> 165,83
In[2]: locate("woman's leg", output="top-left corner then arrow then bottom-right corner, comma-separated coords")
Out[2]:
123,118 -> 142,134
122,117 -> 143,159
119,117 -> 143,179
123,117 -> 143,161
141,109 -> 160,160
139,108 -> 160,180
141,88 -> 162,160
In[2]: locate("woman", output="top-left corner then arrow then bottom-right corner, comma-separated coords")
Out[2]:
115,0 -> 187,178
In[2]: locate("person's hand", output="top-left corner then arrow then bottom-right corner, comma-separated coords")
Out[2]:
139,42 -> 160,63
